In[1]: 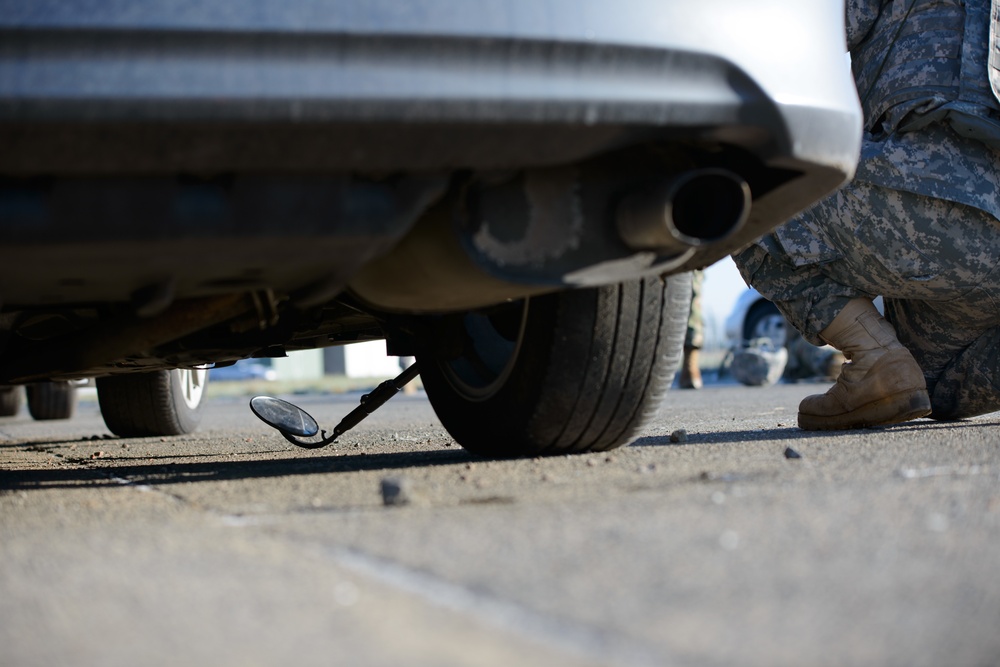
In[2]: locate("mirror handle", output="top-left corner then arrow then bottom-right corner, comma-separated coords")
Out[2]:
260,362 -> 420,450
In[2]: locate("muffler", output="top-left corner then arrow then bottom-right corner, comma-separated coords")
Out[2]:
616,168 -> 751,254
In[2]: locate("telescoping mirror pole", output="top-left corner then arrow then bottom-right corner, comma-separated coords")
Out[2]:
249,362 -> 420,449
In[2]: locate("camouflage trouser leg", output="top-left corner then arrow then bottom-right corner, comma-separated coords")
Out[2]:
884,297 -> 1000,419
733,180 -> 1000,419
684,269 -> 704,350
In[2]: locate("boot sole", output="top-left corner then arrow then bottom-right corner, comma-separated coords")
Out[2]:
798,389 -> 932,431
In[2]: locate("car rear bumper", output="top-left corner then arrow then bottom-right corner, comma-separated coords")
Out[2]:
0,0 -> 859,174
0,0 -> 861,313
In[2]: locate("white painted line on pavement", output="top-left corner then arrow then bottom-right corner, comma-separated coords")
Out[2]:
325,545 -> 670,667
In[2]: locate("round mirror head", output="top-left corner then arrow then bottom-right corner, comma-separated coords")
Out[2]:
249,396 -> 319,437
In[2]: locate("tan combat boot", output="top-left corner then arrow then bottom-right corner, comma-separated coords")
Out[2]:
798,298 -> 931,430
679,347 -> 702,389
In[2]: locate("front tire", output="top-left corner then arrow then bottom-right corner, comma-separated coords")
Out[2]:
97,368 -> 207,437
417,274 -> 691,457
26,381 -> 77,420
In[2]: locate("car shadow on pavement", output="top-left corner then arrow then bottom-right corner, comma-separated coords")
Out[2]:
5,417 -> 996,492
0,448 -> 478,491
631,417 -> 995,447
631,428 -> 805,447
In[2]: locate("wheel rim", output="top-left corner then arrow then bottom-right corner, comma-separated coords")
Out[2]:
751,313 -> 787,348
438,300 -> 528,401
177,368 -> 208,410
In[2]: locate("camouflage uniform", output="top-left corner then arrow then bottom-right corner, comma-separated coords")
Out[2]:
734,0 -> 1000,420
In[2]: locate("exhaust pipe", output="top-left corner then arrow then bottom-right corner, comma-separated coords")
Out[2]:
616,168 -> 751,254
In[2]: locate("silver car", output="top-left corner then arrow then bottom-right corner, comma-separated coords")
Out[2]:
0,0 -> 861,455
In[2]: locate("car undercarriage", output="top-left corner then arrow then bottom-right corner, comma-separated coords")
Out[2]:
0,0 -> 862,454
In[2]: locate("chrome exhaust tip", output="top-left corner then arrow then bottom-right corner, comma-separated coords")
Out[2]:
616,169 -> 751,254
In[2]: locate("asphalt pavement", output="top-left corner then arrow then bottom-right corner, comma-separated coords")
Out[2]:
2,379 -> 999,667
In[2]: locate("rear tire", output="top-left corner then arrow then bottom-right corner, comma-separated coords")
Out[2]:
417,274 -> 691,457
26,381 -> 77,420
97,368 -> 207,437
0,386 -> 22,417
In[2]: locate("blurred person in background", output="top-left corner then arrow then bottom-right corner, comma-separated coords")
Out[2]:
679,269 -> 704,389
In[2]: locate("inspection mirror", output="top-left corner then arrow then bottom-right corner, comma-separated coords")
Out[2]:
249,395 -> 319,437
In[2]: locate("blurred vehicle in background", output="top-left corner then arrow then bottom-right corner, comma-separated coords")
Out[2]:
723,287 -> 851,386
725,288 -> 788,351
209,360 -> 278,382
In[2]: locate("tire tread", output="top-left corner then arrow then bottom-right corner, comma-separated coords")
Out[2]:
97,371 -> 202,437
26,382 -> 77,421
420,273 -> 692,456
